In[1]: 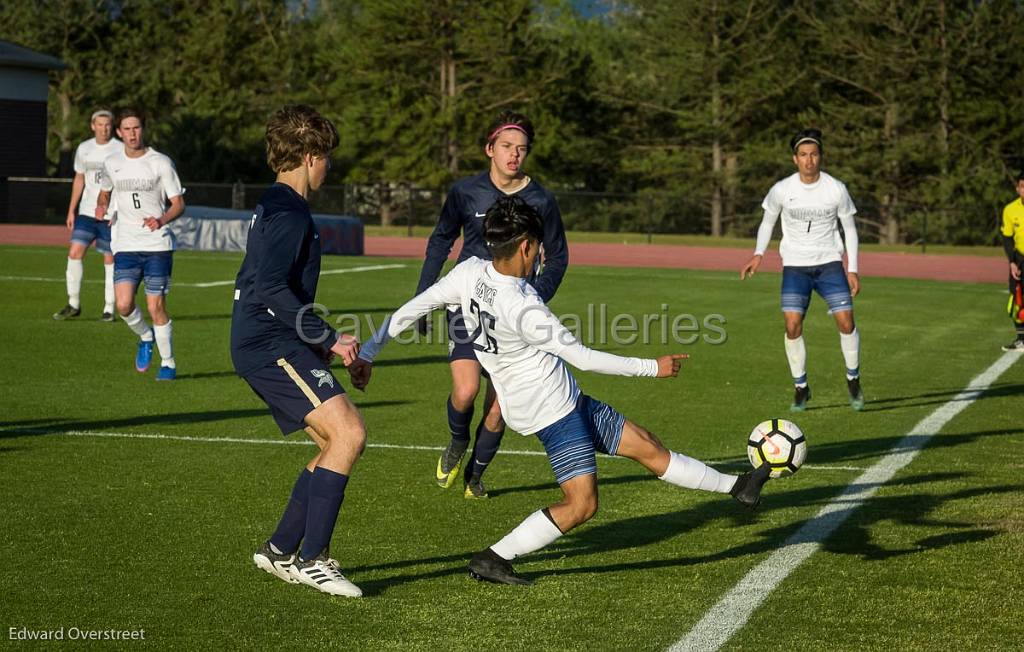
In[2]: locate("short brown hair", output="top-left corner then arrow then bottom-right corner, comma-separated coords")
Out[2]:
266,105 -> 339,173
485,110 -> 534,151
115,107 -> 145,128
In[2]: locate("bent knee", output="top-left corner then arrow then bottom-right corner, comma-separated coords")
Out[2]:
566,494 -> 598,527
450,385 -> 479,410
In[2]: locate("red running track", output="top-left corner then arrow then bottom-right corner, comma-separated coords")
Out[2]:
1,224 -> 1005,284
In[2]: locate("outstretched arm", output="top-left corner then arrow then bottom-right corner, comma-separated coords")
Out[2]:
519,299 -> 675,378
358,262 -> 469,365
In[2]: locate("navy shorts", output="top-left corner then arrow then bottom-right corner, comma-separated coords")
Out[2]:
71,215 -> 112,254
781,261 -> 853,315
535,395 -> 626,485
446,308 -> 478,362
114,251 -> 173,296
242,347 -> 346,435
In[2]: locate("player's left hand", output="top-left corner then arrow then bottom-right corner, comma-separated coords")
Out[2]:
348,359 -> 372,391
656,353 -> 689,378
143,216 -> 163,231
331,333 -> 360,366
847,272 -> 860,297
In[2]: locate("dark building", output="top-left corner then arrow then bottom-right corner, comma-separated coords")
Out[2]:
0,39 -> 65,222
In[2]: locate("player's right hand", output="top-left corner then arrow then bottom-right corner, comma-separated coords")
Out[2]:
416,315 -> 431,336
65,212 -> 75,229
656,353 -> 689,378
348,359 -> 372,391
1012,261 -> 1021,281
331,333 -> 360,366
740,255 -> 762,280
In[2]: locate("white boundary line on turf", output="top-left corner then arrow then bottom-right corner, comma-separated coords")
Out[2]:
0,263 -> 406,289
0,427 -> 865,471
183,263 -> 406,288
669,350 -> 1022,652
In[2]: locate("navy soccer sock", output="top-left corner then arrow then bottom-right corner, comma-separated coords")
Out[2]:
468,422 -> 505,480
299,466 -> 349,562
447,396 -> 473,454
269,467 -> 313,555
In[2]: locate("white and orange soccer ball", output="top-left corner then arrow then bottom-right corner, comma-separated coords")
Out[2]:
746,419 -> 807,478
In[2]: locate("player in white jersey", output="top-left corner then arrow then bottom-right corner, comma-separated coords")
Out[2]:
53,110 -> 122,322
740,129 -> 864,411
97,108 -> 185,381
352,196 -> 771,585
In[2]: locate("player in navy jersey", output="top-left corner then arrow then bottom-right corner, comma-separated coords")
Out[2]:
416,110 -> 569,499
234,105 -> 365,597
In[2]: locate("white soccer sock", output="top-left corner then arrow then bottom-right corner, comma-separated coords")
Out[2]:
490,509 -> 563,561
840,328 -> 860,379
784,335 -> 808,386
122,307 -> 153,340
66,258 -> 83,309
103,263 -> 115,313
659,450 -> 736,494
154,320 -> 175,368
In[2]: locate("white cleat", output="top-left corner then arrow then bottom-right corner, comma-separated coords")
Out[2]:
289,552 -> 363,597
253,540 -> 298,584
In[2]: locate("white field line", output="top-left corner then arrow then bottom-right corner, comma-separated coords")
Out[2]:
669,351 -> 1022,652
177,263 -> 408,288
0,263 -> 406,289
0,427 -> 864,471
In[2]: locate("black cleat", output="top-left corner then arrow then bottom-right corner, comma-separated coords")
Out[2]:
468,548 -> 531,585
847,377 -> 865,411
100,311 -> 115,322
790,385 -> 811,412
53,304 -> 81,320
1002,338 -> 1024,352
730,463 -> 772,510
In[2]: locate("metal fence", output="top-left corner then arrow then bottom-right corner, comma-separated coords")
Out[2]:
0,176 -> 1003,249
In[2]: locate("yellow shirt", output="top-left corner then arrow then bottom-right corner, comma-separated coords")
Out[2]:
1002,198 -> 1024,255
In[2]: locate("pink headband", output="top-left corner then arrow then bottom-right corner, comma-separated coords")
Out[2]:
487,124 -> 529,143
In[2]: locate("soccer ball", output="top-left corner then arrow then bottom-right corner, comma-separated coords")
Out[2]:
746,419 -> 807,478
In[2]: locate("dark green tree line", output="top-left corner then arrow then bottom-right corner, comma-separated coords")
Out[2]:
2,0 -> 1022,244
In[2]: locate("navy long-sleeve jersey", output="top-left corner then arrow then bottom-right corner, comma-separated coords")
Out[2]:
415,172 -> 568,302
230,183 -> 337,377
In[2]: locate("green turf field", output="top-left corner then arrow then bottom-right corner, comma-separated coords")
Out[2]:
1,245 -> 1021,650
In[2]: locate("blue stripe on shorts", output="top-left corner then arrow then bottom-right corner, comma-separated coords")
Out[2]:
780,261 -> 853,314
70,215 -> 112,254
535,395 -> 626,485
113,251 -> 174,296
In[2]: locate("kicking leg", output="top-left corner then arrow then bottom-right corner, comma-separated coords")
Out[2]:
616,419 -> 769,509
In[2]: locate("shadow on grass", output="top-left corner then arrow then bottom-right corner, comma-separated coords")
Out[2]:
796,429 -> 1023,466
0,401 -> 413,438
359,473 -> 1016,594
539,478 -> 1016,578
805,382 -> 1024,413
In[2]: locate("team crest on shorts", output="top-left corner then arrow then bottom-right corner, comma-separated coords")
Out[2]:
310,369 -> 334,388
